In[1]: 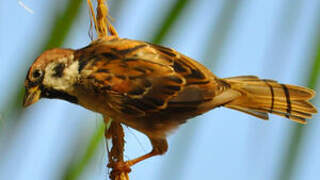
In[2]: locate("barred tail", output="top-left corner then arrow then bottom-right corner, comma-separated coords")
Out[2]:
221,76 -> 317,124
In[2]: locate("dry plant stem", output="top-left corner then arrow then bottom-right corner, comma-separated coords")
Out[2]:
106,121 -> 130,180
87,0 -> 119,38
87,0 -> 99,35
87,0 -> 127,179
96,0 -> 118,37
96,0 -> 108,37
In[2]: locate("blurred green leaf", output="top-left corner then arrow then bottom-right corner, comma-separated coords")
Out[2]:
277,12 -> 320,180
151,0 -> 191,44
263,0 -> 303,67
204,1 -> 242,69
43,0 -> 84,50
63,122 -> 105,180
308,41 -> 320,90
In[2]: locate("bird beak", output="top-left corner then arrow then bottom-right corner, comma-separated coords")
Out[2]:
23,86 -> 41,107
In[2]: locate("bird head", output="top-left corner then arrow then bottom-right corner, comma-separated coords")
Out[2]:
23,48 -> 78,107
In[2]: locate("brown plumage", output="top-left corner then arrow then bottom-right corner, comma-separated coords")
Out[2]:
23,37 -> 317,168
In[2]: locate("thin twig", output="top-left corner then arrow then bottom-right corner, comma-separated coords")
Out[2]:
104,117 -> 129,180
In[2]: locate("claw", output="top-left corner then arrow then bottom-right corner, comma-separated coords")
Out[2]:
108,161 -> 132,179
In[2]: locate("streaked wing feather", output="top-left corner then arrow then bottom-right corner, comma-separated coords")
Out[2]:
77,38 -> 218,119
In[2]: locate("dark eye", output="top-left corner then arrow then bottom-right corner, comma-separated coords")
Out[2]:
32,69 -> 43,79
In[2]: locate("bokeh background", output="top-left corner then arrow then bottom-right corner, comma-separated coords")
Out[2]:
1,0 -> 320,180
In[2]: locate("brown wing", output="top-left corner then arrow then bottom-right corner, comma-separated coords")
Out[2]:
146,43 -> 220,115
75,38 -> 219,118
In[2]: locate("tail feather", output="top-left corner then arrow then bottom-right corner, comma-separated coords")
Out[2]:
254,99 -> 316,114
220,76 -> 317,124
240,83 -> 314,100
225,104 -> 269,120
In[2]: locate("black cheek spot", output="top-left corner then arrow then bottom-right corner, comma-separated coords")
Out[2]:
53,63 -> 65,77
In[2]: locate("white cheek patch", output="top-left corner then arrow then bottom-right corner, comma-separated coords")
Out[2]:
43,61 -> 79,92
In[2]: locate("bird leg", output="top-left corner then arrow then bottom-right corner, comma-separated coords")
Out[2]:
108,138 -> 168,172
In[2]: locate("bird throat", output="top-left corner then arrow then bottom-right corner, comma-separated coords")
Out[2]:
40,85 -> 78,104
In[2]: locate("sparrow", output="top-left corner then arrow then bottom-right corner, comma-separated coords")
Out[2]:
23,36 -> 317,167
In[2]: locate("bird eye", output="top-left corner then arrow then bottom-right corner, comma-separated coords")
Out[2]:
32,69 -> 43,80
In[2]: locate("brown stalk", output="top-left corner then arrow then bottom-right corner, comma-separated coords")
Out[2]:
88,0 -> 127,179
105,118 -> 130,180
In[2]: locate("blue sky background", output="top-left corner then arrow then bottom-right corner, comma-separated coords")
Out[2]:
1,0 -> 320,180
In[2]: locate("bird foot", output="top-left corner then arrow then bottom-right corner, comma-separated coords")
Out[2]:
108,161 -> 132,175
